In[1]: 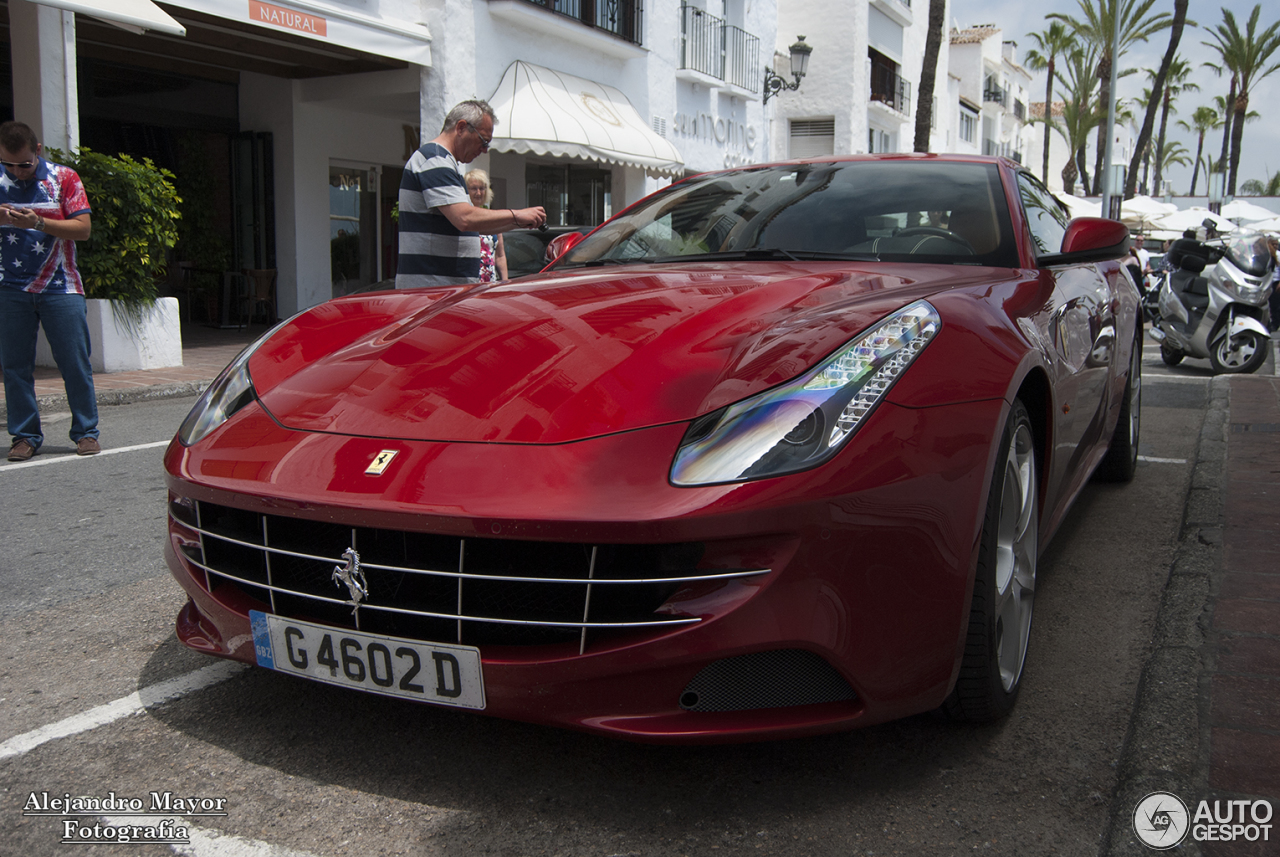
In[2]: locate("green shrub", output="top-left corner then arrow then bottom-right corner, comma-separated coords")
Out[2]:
46,146 -> 181,315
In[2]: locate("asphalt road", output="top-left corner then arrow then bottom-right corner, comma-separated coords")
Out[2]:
0,367 -> 1221,856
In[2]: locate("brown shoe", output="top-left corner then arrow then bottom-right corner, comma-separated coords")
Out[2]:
8,439 -> 37,461
76,437 -> 102,456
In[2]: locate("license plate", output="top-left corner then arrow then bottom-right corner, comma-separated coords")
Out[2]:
249,611 -> 485,710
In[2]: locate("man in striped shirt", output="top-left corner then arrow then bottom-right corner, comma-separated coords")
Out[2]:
396,101 -> 546,288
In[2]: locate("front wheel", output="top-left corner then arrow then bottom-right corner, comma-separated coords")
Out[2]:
1210,329 -> 1269,374
943,399 -> 1038,722
1160,343 -> 1184,366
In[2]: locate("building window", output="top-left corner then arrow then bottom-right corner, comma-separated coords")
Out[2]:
959,110 -> 976,143
869,49 -> 911,114
679,4 -> 760,92
868,128 -> 892,153
512,0 -> 645,46
789,118 -> 835,158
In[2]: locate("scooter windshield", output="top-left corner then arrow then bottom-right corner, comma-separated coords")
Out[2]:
1224,233 -> 1274,278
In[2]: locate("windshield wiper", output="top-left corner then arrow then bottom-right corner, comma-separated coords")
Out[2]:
578,257 -> 654,267
654,249 -> 881,263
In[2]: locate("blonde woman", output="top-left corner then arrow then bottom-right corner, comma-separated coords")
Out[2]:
465,169 -> 507,282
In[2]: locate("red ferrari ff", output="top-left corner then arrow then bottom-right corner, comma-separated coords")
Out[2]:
164,155 -> 1141,743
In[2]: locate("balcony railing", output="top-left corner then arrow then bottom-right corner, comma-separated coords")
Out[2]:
983,85 -> 1007,105
1013,99 -> 1026,121
510,0 -> 644,45
679,5 -> 760,92
870,63 -> 911,115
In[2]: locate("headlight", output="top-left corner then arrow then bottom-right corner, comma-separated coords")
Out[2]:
1234,282 -> 1268,302
177,342 -> 260,446
670,300 -> 941,486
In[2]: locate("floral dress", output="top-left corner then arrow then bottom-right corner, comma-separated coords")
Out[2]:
479,234 -> 498,283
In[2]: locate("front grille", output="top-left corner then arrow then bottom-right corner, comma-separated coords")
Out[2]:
174,500 -> 768,651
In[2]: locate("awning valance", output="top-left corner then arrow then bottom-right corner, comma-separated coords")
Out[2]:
488,61 -> 684,178
164,0 -> 432,66
36,0 -> 185,35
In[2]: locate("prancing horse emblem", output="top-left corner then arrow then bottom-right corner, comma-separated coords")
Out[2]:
331,547 -> 368,618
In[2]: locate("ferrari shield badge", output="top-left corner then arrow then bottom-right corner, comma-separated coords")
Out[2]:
365,450 -> 398,475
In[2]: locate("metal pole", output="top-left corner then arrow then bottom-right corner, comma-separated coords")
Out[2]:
1101,3 -> 1121,218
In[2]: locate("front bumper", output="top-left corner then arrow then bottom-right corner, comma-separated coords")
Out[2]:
164,396 -> 1004,742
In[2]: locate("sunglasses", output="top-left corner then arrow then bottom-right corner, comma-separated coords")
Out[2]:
1,160 -> 36,170
464,122 -> 492,151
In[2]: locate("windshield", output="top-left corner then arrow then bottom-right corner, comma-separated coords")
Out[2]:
552,160 -> 1019,269
1224,232 -> 1274,278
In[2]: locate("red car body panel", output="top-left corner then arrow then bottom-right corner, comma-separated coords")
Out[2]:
164,156 -> 1140,742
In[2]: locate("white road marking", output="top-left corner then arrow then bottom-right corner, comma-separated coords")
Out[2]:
0,661 -> 245,761
93,815 -> 323,857
0,439 -> 170,471
1138,456 -> 1188,464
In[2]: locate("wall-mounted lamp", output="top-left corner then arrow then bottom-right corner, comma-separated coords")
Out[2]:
763,36 -> 812,104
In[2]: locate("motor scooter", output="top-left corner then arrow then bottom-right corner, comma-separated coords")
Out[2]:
1147,232 -> 1275,374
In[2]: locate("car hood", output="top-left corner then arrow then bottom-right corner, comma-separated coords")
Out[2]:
250,263 -> 997,443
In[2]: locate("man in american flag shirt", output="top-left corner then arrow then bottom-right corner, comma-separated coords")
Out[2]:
0,121 -> 98,461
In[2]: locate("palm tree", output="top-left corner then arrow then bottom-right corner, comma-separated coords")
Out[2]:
1024,22 -> 1077,185
1238,172 -> 1280,196
1049,0 -> 1173,195
1154,139 -> 1191,180
1053,45 -> 1103,195
1176,106 -> 1220,195
1147,54 -> 1197,198
1202,5 -> 1280,194
1124,0 -> 1190,199
1205,67 -> 1238,172
913,0 -> 948,152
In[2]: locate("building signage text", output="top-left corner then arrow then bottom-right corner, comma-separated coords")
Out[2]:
673,111 -> 757,168
249,1 -> 327,37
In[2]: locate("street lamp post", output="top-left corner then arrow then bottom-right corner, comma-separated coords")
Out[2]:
1207,172 -> 1225,215
763,36 -> 813,104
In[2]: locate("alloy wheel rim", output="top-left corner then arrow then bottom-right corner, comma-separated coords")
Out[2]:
1218,333 -> 1259,369
994,423 -> 1037,692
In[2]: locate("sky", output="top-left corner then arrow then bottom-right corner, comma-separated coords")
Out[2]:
948,0 -> 1280,196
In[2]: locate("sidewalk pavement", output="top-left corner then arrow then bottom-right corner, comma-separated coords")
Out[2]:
7,325 -> 1279,853
3,324 -> 258,421
1105,374 -> 1279,856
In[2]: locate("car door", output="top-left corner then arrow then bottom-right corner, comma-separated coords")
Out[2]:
1017,172 -> 1117,492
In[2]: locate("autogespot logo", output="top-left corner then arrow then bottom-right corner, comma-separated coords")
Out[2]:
1133,792 -> 1190,850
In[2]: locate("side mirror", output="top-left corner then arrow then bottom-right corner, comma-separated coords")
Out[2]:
545,231 -> 585,265
1038,217 -> 1130,266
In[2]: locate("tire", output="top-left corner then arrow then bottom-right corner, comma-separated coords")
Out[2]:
1159,343 -> 1184,366
1095,332 -> 1142,483
1209,328 -> 1269,374
943,399 -> 1038,722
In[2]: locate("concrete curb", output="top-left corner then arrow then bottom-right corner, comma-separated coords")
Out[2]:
1100,375 -> 1229,856
0,380 -> 210,424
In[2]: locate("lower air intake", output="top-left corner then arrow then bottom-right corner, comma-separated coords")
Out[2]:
678,650 -> 857,712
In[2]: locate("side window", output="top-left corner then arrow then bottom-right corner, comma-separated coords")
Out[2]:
1016,172 -> 1071,258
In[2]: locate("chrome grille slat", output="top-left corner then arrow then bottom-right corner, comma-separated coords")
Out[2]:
185,524 -> 767,585
184,557 -> 702,629
181,501 -> 769,648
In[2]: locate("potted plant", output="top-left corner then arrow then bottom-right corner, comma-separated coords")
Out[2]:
42,146 -> 183,371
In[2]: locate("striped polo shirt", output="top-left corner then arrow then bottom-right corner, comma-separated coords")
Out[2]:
395,142 -> 480,288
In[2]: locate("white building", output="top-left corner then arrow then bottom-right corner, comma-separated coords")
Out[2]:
771,0 -> 952,160
5,0 -> 779,319
946,26 -> 1034,166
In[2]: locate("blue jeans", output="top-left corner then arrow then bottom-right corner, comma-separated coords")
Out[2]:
0,289 -> 99,448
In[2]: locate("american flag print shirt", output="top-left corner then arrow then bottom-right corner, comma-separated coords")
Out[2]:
0,159 -> 92,294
